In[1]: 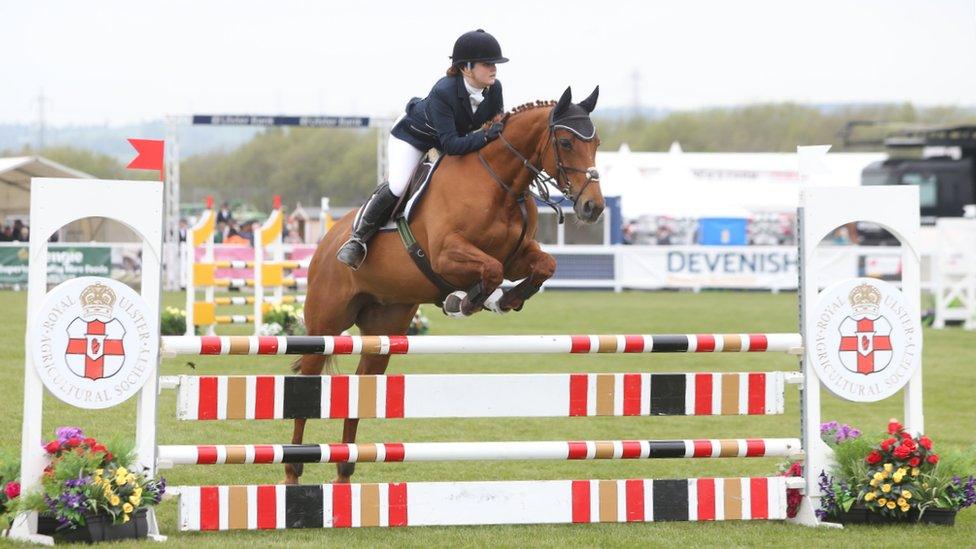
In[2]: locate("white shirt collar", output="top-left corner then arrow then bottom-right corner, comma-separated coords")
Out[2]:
463,78 -> 486,112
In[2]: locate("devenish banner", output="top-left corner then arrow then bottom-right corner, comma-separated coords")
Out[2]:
618,246 -> 800,290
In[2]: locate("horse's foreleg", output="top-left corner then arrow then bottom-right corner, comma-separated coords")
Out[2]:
284,354 -> 328,484
495,241 -> 556,312
435,234 -> 504,316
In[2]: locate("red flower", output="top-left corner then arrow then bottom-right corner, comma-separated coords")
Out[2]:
902,438 -> 917,452
65,437 -> 82,448
83,437 -> 97,447
909,456 -> 921,467
900,432 -> 913,441
104,452 -> 114,462
880,438 -> 897,451
91,443 -> 107,453
866,450 -> 883,464
893,444 -> 913,460
4,482 -> 20,499
927,454 -> 939,465
918,436 -> 933,450
44,440 -> 60,454
888,420 -> 903,434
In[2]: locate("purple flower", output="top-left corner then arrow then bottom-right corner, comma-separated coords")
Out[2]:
55,427 -> 84,444
820,421 -> 839,434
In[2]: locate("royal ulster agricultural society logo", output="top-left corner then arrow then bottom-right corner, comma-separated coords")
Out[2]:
809,277 -> 921,403
30,277 -> 158,409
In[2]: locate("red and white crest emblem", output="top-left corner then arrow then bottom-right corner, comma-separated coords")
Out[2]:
65,318 -> 126,380
837,316 -> 893,375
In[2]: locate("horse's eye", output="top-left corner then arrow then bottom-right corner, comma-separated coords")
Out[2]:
559,138 -> 572,150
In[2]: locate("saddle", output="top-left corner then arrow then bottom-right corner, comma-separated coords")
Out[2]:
378,155 -> 443,232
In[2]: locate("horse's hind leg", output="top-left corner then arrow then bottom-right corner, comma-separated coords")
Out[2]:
283,291 -> 359,485
335,301 -> 419,483
283,354 -> 329,484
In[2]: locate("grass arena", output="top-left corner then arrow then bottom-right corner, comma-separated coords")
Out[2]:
3,287 -> 975,545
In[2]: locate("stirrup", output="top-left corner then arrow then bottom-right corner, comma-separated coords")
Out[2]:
336,237 -> 368,270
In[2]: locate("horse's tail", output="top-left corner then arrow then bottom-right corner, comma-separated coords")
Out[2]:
289,354 -> 336,375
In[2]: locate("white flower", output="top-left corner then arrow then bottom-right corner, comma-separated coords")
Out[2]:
259,322 -> 283,336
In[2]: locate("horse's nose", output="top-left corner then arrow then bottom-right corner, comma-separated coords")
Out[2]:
580,199 -> 604,222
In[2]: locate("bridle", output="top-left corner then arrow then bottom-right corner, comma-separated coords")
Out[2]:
478,113 -> 600,223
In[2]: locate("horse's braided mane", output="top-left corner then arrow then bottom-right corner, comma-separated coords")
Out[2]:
500,100 -> 557,123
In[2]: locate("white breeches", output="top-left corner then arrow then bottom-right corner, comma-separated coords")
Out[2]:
388,133 -> 426,197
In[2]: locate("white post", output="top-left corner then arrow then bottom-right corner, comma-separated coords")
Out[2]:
795,184 -> 922,526
10,178 -> 165,544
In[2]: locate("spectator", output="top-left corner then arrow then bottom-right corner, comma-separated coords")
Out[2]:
0,226 -> 11,242
12,220 -> 26,242
216,202 -> 234,224
655,225 -> 672,245
178,219 -> 188,243
214,221 -> 226,244
622,221 -> 636,245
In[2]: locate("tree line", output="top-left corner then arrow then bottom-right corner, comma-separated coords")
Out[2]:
10,103 -> 975,211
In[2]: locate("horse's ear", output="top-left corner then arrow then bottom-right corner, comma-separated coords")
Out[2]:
578,86 -> 599,113
553,87 -> 572,117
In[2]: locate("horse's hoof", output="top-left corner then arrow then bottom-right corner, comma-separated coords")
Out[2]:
442,291 -> 467,318
332,476 -> 351,484
282,476 -> 299,485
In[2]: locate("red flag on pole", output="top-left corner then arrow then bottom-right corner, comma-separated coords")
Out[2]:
126,138 -> 165,181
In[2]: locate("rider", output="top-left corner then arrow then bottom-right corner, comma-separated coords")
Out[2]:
336,29 -> 508,269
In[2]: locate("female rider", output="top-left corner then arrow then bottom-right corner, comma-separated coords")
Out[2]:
336,29 -> 507,269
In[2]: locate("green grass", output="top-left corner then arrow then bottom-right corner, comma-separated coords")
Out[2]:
1,290 -> 974,547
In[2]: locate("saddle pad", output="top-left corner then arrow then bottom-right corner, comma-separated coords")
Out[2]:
374,155 -> 443,232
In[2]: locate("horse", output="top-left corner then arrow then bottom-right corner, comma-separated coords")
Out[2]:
285,86 -> 606,484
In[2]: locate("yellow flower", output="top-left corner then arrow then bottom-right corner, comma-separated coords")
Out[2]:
122,503 -> 133,513
892,473 -> 904,484
864,492 -> 876,501
912,468 -> 920,477
881,484 -> 891,493
115,467 -> 128,477
873,472 -> 884,481
129,495 -> 142,506
134,487 -> 142,497
110,495 -> 120,506
886,501 -> 896,510
869,478 -> 879,487
122,514 -> 130,523
896,467 -> 907,476
903,490 -> 912,499
900,504 -> 910,513
95,469 -> 104,476
877,498 -> 888,506
897,498 -> 907,506
115,476 -> 127,486
883,463 -> 893,473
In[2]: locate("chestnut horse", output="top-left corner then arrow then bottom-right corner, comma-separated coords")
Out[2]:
285,86 -> 605,484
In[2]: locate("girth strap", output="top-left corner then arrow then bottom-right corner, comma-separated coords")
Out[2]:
395,216 -> 458,298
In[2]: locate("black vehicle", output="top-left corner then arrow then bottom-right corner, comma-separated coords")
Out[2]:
844,124 -> 976,243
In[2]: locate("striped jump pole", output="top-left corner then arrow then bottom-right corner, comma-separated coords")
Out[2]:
213,259 -> 310,270
157,438 -> 802,467
212,295 -> 306,306
161,333 -> 802,356
176,476 -> 799,531
166,372 -> 795,420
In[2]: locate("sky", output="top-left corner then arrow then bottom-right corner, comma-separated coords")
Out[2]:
1,0 -> 975,126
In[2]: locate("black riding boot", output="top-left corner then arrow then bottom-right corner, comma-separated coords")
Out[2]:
336,184 -> 399,270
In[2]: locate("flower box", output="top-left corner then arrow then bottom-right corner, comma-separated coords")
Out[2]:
832,505 -> 956,525
38,509 -> 148,543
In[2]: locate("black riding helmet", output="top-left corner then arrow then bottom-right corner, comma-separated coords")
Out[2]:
450,29 -> 509,65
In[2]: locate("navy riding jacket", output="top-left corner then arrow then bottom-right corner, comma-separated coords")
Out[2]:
391,75 -> 504,156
